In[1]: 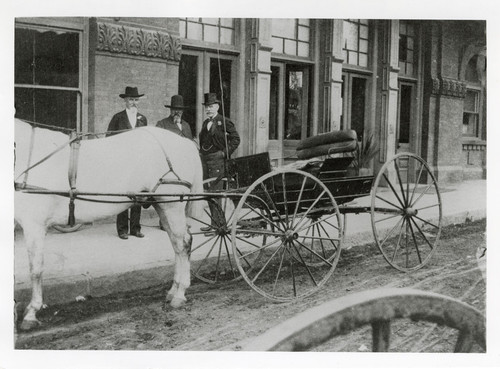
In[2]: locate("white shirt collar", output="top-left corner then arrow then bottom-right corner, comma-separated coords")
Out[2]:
126,108 -> 137,128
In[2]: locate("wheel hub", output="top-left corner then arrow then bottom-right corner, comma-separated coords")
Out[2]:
404,207 -> 418,217
284,229 -> 298,242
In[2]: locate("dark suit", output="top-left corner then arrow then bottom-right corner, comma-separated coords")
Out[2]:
199,114 -> 240,226
156,116 -> 193,139
106,109 -> 148,236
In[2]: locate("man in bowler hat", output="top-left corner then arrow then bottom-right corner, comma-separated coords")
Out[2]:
156,95 -> 193,139
199,92 -> 240,230
106,86 -> 148,240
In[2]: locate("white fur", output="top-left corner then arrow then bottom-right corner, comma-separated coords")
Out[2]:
14,119 -> 203,330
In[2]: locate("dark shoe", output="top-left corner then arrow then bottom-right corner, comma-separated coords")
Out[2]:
131,231 -> 144,238
118,233 -> 129,240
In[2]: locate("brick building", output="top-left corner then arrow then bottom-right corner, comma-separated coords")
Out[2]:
14,18 -> 486,182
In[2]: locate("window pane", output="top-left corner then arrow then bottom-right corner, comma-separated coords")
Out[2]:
407,37 -> 414,50
271,37 -> 283,53
204,25 -> 218,43
298,18 -> 310,26
463,113 -> 478,136
359,39 -> 368,53
15,87 -> 77,129
360,24 -> 369,39
187,22 -> 202,40
220,18 -> 234,28
269,66 -> 279,140
298,25 -> 309,42
348,51 -> 358,65
285,70 -> 304,140
179,20 -> 186,38
272,18 -> 296,39
209,58 -> 232,118
359,19 -> 369,25
202,18 -> 218,25
344,21 -> 358,50
406,63 -> 413,76
298,42 -> 309,57
15,28 -> 34,85
359,53 -> 368,67
284,39 -> 297,55
220,29 -> 233,45
464,90 -> 478,112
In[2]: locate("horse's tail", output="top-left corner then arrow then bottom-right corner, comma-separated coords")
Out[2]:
186,153 -> 204,220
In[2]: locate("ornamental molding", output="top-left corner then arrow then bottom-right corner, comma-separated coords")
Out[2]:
96,22 -> 181,61
431,77 -> 467,98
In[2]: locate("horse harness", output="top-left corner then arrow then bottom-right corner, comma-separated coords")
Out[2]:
15,124 -> 192,227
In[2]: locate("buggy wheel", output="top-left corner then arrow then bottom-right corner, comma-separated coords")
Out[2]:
189,177 -> 260,283
231,169 -> 343,302
371,153 -> 442,272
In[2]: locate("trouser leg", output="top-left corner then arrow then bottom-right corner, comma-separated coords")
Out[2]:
116,209 -> 129,235
129,205 -> 142,234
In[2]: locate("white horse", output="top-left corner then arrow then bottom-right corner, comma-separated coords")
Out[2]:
14,119 -> 203,330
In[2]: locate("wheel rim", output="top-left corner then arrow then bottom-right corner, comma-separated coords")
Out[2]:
231,169 -> 343,302
371,153 -> 442,271
188,177 -> 243,283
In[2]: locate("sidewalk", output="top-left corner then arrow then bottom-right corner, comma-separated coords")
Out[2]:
14,180 -> 486,304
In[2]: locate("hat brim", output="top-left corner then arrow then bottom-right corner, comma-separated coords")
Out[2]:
120,94 -> 145,98
165,105 -> 187,109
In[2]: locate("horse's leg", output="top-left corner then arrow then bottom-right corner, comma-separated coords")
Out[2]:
155,202 -> 192,308
19,222 -> 47,331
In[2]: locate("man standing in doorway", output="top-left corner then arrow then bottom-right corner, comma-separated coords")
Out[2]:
199,92 -> 240,230
107,86 -> 148,240
156,95 -> 193,139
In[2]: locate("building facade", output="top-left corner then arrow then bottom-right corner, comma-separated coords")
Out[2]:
14,17 -> 486,182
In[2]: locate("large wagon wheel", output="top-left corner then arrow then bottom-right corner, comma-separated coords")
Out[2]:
371,153 -> 442,271
231,168 -> 343,302
242,288 -> 486,352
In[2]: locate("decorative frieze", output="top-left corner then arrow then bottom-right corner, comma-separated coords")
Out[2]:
431,77 -> 467,98
96,22 -> 181,61
462,142 -> 486,151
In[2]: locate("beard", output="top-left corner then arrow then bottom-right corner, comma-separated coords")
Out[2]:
128,106 -> 138,114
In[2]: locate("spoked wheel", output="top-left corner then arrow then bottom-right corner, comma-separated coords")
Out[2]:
371,153 -> 442,272
231,168 -> 343,302
189,177 -> 260,283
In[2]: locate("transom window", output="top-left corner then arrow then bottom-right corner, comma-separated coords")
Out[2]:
15,26 -> 81,130
342,19 -> 370,68
271,19 -> 310,58
179,18 -> 235,45
399,21 -> 417,76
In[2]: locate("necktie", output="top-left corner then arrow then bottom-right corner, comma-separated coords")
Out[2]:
207,119 -> 213,131
174,117 -> 182,131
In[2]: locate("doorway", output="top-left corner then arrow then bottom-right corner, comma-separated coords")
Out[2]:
268,62 -> 312,165
178,51 -> 236,137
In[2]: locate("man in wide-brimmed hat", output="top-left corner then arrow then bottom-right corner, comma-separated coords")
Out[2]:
106,86 -> 148,240
198,92 -> 240,231
156,94 -> 193,139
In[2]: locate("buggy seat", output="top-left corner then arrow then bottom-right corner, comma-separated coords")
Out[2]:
296,130 -> 357,160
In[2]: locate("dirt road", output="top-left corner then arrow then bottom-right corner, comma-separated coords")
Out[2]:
15,219 -> 486,352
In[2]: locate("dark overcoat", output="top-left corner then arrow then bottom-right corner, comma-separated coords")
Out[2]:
106,110 -> 148,136
199,113 -> 240,157
156,116 -> 193,139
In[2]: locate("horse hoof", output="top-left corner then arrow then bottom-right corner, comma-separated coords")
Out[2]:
170,297 -> 186,309
19,319 -> 41,331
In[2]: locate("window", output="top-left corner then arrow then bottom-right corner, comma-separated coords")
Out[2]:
15,26 -> 81,130
399,21 -> 418,77
271,19 -> 311,58
179,18 -> 235,45
342,19 -> 370,68
463,90 -> 480,137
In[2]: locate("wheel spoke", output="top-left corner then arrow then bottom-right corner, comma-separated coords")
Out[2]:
282,172 -> 289,225
290,241 -> 318,286
318,221 -> 340,254
416,203 -> 440,211
295,212 -> 339,234
394,158 -> 408,206
391,219 -> 407,263
272,246 -> 287,295
190,233 -> 218,253
244,200 -> 285,233
409,217 -> 435,250
259,182 -> 287,229
382,173 -> 406,209
374,212 -> 404,224
214,236 -> 224,282
295,238 -> 334,267
193,235 -> 220,275
375,195 -> 404,211
291,177 -> 308,227
222,235 -> 238,279
413,214 -> 440,230
293,190 -> 327,230
236,235 -> 282,259
408,219 -> 423,264
379,217 -> 404,250
250,241 -> 286,284
410,182 -> 435,207
287,245 -> 297,297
